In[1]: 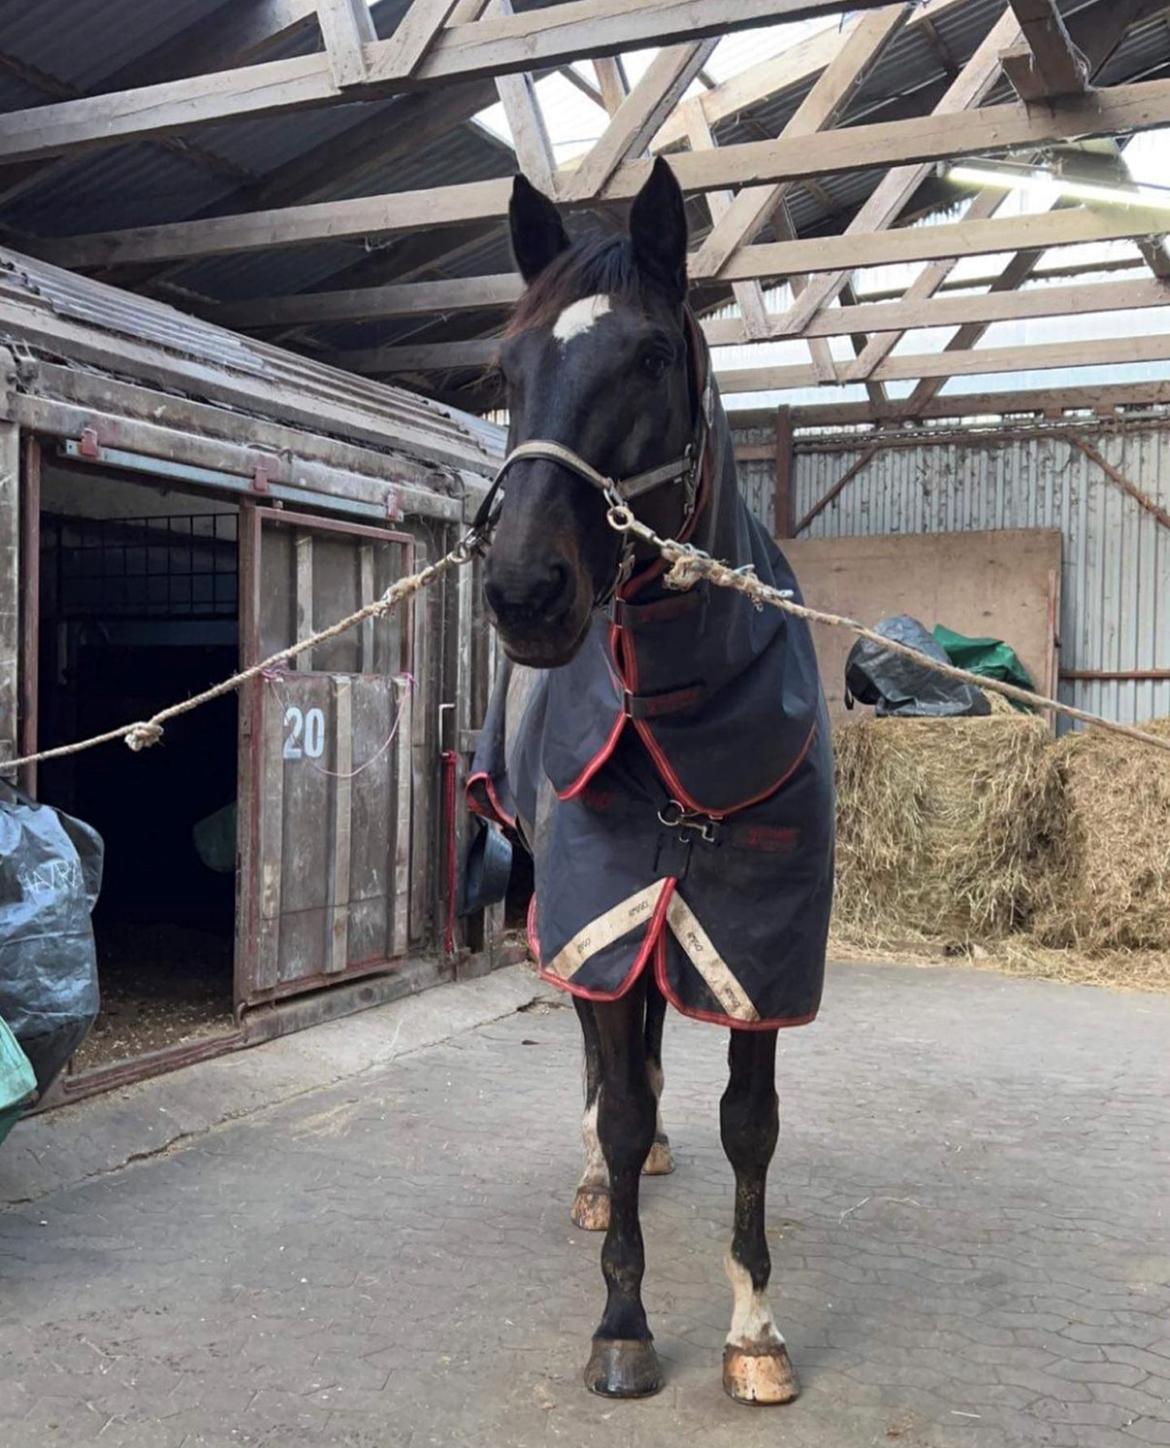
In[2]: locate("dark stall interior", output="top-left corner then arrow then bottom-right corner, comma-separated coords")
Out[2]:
35,466 -> 240,1072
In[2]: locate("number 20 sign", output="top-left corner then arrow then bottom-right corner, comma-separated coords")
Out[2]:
283,706 -> 325,760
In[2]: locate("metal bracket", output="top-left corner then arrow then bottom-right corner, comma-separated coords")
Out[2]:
251,455 -> 275,493
438,701 -> 456,754
78,425 -> 100,459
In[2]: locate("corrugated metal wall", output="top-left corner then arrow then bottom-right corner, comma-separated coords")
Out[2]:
770,421 -> 1170,728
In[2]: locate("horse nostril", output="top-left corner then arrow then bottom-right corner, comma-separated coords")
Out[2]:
540,563 -> 569,616
485,561 -> 572,622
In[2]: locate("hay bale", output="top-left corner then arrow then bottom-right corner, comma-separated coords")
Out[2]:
1031,719 -> 1170,954
833,712 -> 1060,947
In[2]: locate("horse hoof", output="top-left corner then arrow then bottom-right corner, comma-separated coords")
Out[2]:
570,1186 -> 610,1232
643,1137 -> 675,1176
585,1339 -> 663,1398
722,1343 -> 799,1405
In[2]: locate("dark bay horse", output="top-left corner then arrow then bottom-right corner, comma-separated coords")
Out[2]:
468,158 -> 835,1404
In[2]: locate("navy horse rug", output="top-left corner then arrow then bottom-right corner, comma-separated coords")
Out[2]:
468,326 -> 834,1030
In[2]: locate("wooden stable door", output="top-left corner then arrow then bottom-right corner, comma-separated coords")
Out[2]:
236,507 -> 415,1009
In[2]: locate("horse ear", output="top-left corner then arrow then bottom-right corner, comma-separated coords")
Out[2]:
509,173 -> 570,283
629,157 -> 688,304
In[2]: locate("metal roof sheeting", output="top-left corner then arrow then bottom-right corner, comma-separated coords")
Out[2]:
0,245 -> 503,475
1,0 -> 1169,414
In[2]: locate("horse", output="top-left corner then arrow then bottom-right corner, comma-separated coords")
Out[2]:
467,156 -> 835,1405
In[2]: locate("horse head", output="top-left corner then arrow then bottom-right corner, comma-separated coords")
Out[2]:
483,157 -> 697,669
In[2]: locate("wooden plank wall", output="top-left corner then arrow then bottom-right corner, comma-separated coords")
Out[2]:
782,528 -> 1062,727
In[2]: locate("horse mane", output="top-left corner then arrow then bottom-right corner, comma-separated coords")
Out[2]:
504,233 -> 650,337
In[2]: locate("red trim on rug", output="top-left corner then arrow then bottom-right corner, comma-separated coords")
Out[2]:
652,932 -> 819,1032
466,769 -> 516,828
536,879 -> 677,1003
555,707 -> 627,801
635,716 -> 820,820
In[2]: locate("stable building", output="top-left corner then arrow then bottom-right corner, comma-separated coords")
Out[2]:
0,248 -> 512,1099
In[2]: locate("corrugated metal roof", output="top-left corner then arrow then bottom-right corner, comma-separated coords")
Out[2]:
0,0 -> 223,91
0,245 -> 503,473
2,0 -> 1168,414
10,143 -> 235,238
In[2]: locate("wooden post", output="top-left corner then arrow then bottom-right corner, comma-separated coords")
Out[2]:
315,0 -> 376,87
18,435 -> 39,796
773,405 -> 795,539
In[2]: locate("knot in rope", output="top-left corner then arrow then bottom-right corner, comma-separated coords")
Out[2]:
663,552 -> 708,592
124,721 -> 164,752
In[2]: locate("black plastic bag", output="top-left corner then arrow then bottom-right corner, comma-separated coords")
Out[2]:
0,791 -> 103,1096
844,614 -> 990,718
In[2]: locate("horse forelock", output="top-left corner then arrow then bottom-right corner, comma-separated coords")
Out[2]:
504,234 -> 648,338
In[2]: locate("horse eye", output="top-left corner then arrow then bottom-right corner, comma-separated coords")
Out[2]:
641,351 -> 670,381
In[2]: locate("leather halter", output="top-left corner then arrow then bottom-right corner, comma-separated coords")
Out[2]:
471,311 -> 715,606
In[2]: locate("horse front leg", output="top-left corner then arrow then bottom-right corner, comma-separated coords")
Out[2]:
642,976 -> 674,1177
571,998 -> 611,1231
583,978 -> 662,1397
571,982 -> 672,1233
720,1027 -> 798,1405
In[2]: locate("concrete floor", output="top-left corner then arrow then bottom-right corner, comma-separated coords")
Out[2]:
1,962 -> 1168,1448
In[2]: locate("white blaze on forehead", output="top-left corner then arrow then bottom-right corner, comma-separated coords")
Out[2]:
552,293 -> 612,344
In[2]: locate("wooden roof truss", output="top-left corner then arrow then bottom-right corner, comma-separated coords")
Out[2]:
1,0 -> 1169,425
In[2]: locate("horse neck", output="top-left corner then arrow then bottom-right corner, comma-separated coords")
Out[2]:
614,388 -> 752,692
689,387 -> 746,567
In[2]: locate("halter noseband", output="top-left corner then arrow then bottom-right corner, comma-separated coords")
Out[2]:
471,346 -> 714,607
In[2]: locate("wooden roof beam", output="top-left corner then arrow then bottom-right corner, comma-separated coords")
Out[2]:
680,98 -> 772,340
37,76 -> 1170,271
0,0 -> 322,209
1000,0 -> 1089,101
563,37 -> 720,202
491,0 -> 558,196
316,0 -> 378,86
716,329 -> 1170,392
651,0 -> 974,149
0,0 -> 902,167
222,266 -> 1170,338
326,326 -> 1170,384
768,7 -> 1021,337
592,56 -> 630,115
740,380 -> 1170,428
690,3 -> 910,278
774,0 -> 1163,340
848,0 -> 1163,378
323,273 -> 1170,372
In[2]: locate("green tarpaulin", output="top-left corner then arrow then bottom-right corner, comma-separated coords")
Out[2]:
933,624 -> 1035,711
0,1015 -> 36,1149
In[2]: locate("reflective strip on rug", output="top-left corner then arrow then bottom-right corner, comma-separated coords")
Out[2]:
666,892 -> 760,1023
544,881 -> 669,981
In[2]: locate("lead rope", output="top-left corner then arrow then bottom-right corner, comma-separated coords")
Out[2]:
5,502 -> 1170,771
3,530 -> 483,772
603,503 -> 1170,758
